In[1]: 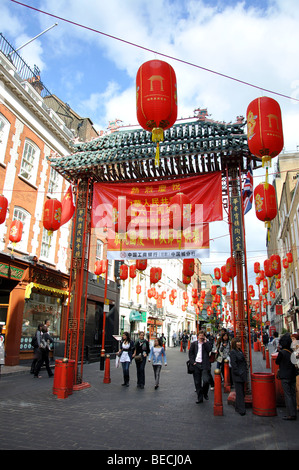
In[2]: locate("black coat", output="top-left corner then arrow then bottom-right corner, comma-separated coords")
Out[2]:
189,340 -> 212,370
230,348 -> 247,382
276,348 -> 296,382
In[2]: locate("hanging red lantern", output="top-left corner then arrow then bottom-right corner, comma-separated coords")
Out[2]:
226,257 -> 236,278
200,290 -> 206,299
246,96 -> 284,167
183,258 -> 194,277
275,279 -> 281,289
136,59 -> 177,166
130,264 -> 137,279
259,270 -> 265,280
222,286 -> 227,296
150,267 -> 162,284
43,198 -> 62,235
254,262 -> 260,274
182,275 -> 191,285
264,259 -> 273,278
211,285 -> 217,296
136,259 -> 147,271
263,278 -> 268,289
270,254 -> 281,276
94,260 -> 103,276
119,264 -> 128,281
9,220 -> 23,244
254,182 -> 277,229
286,252 -> 293,264
270,291 -> 275,299
148,289 -> 153,299
171,288 -> 177,298
136,284 -> 142,295
221,265 -> 230,284
181,304 -> 186,312
214,267 -> 221,280
282,258 -> 289,269
0,195 -> 8,224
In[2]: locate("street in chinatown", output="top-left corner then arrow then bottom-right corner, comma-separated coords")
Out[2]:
1,343 -> 298,456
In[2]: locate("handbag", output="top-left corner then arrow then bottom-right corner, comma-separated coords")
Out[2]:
209,352 -> 216,363
115,355 -> 120,368
186,360 -> 194,374
134,354 -> 143,363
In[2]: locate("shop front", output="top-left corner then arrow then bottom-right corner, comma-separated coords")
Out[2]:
147,317 -> 163,343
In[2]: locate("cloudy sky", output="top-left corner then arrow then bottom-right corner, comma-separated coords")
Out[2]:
1,0 -> 299,285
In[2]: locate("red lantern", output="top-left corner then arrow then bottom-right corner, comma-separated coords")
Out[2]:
171,289 -> 177,299
222,286 -> 227,296
0,195 -> 8,224
120,264 -> 128,281
94,260 -> 104,276
136,59 -> 177,166
148,289 -> 153,299
254,182 -> 277,228
275,279 -> 281,289
136,285 -> 142,295
150,267 -> 162,284
200,290 -> 206,299
259,270 -> 265,280
43,199 -> 62,234
183,258 -> 194,277
254,262 -> 260,274
264,259 -> 273,278
130,264 -> 137,279
282,258 -> 289,269
214,267 -> 221,280
221,265 -> 230,284
211,285 -> 217,296
270,254 -> 281,276
286,252 -> 293,263
9,220 -> 23,243
226,257 -> 236,278
246,96 -> 283,167
182,275 -> 191,285
270,291 -> 275,299
136,259 -> 147,271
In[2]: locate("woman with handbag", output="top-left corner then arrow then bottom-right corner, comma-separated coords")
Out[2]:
148,338 -> 167,389
216,333 -> 232,385
276,333 -> 297,420
132,331 -> 150,389
117,332 -> 135,387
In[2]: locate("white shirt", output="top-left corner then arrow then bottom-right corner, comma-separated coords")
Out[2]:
195,341 -> 203,363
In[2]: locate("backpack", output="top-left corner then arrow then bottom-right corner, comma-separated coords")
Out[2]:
31,334 -> 38,349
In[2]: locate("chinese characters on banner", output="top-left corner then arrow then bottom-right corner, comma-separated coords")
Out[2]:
91,173 -> 223,259
230,196 -> 244,252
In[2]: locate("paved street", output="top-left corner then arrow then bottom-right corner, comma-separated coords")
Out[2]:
0,344 -> 298,453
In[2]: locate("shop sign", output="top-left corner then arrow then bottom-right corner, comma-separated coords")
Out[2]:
230,196 -> 244,252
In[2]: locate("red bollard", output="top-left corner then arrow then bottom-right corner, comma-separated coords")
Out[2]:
180,341 -> 183,352
214,368 -> 223,416
266,348 -> 270,369
53,358 -> 75,399
262,344 -> 266,360
251,372 -> 277,416
187,340 -> 190,350
223,359 -> 231,393
103,354 -> 111,384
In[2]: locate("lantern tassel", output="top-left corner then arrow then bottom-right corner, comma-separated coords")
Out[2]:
155,142 -> 160,167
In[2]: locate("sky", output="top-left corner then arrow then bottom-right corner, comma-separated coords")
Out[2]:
1,0 -> 299,287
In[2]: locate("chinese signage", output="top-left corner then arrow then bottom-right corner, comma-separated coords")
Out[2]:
230,196 -> 244,252
92,173 -> 223,259
74,208 -> 85,258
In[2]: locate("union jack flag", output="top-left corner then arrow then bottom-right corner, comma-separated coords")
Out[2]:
242,162 -> 253,215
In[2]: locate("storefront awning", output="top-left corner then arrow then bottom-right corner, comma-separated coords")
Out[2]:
129,310 -> 147,322
25,282 -> 69,299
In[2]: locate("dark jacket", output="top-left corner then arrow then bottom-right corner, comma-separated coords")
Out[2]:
134,338 -> 150,356
275,348 -> 296,382
188,340 -> 212,370
230,348 -> 247,382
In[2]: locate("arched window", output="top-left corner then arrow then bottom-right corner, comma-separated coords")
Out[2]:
20,139 -> 40,185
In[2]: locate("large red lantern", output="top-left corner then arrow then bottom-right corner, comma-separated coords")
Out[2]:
150,267 -> 162,284
183,258 -> 194,277
136,259 -> 147,271
246,96 -> 283,167
254,182 -> 277,228
119,264 -> 128,281
136,59 -> 177,166
182,275 -> 191,285
43,199 -> 62,235
270,254 -> 281,276
254,262 -> 260,274
129,264 -> 137,279
226,256 -> 236,278
264,259 -> 273,278
221,265 -> 230,284
286,252 -> 293,264
9,220 -> 23,246
94,260 -> 103,276
0,195 -> 8,224
214,267 -> 221,280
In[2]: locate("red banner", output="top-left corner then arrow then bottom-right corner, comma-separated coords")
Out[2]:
92,172 -> 222,259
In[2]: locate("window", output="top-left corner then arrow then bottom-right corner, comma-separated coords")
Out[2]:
11,206 -> 30,253
20,139 -> 40,184
48,167 -> 59,195
96,239 -> 103,259
0,114 -> 10,164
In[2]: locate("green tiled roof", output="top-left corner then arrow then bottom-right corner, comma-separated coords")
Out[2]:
48,119 -> 260,183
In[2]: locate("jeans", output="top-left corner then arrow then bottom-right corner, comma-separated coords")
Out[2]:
121,361 -> 131,384
153,365 -> 162,386
136,357 -> 146,386
281,379 -> 297,417
193,363 -> 210,400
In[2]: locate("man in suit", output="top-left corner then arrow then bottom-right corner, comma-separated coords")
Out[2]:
189,330 -> 212,403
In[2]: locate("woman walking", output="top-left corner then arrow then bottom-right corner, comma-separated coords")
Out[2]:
132,331 -> 150,389
229,337 -> 247,416
216,332 -> 232,384
148,338 -> 167,389
117,332 -> 135,387
276,333 -> 297,420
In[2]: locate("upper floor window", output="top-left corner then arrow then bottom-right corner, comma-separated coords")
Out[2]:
96,239 -> 104,259
20,139 -> 40,185
48,167 -> 60,195
0,113 -> 10,165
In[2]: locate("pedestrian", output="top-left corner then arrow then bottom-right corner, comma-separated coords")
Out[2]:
229,337 -> 247,416
181,330 -> 189,353
188,330 -> 212,404
30,323 -> 43,374
172,332 -> 177,347
117,332 -> 135,387
132,331 -> 150,389
148,338 -> 167,389
271,331 -> 280,352
291,333 -> 299,412
160,333 -> 167,350
34,326 -> 54,378
216,332 -> 232,384
276,333 -> 297,420
190,331 -> 197,343
44,319 -> 51,332
262,331 -> 269,346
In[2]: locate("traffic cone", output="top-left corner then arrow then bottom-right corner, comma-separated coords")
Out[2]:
266,348 -> 270,369
223,359 -> 231,393
213,368 -> 223,416
103,354 -> 111,384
